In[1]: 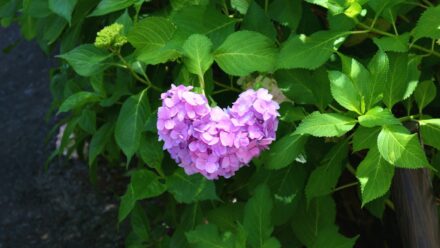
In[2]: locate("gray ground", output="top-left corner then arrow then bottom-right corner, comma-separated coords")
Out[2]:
0,26 -> 126,248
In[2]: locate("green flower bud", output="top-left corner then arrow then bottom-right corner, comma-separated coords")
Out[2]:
94,23 -> 128,49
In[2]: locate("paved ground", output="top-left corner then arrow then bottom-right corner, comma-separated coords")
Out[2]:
0,26 -> 126,248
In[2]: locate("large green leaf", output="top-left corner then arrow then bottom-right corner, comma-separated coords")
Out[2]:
182,34 -> 214,80
268,0 -> 302,30
277,31 -> 346,70
312,226 -> 358,248
89,123 -> 114,165
265,133 -> 307,170
295,112 -> 357,137
241,1 -> 276,40
115,89 -> 150,161
339,54 -> 371,99
411,5 -> 440,42
356,147 -> 394,206
138,133 -> 163,170
244,184 -> 274,248
167,170 -> 218,203
291,196 -> 336,247
353,126 -> 381,152
419,119 -> 440,150
89,0 -> 136,17
377,125 -> 430,168
305,140 -> 348,202
214,31 -> 277,76
358,106 -> 400,128
414,80 -> 436,112
274,69 -> 315,105
328,70 -> 362,113
186,224 -> 235,248
48,0 -> 77,25
366,49 -> 389,109
57,44 -> 111,76
58,91 -> 101,113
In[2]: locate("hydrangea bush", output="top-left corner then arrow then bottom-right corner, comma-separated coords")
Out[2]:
3,0 -> 440,247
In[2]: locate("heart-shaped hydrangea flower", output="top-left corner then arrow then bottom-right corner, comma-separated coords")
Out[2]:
157,84 -> 279,179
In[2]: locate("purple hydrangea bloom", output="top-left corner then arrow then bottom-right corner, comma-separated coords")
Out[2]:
157,84 -> 279,180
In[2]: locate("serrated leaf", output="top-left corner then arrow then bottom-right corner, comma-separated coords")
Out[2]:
373,33 -> 410,53
48,0 -> 77,25
358,106 -> 400,128
295,112 -> 357,137
182,34 -> 214,80
89,123 -> 113,165
414,80 -> 437,112
305,140 -> 348,202
291,196 -> 336,247
186,224 -> 234,248
167,170 -> 218,203
244,184 -> 274,248
356,147 -> 394,205
265,133 -> 307,169
353,126 -> 381,152
328,70 -> 362,113
411,5 -> 440,42
419,119 -> 440,150
57,44 -> 111,76
89,0 -> 136,17
377,125 -> 430,168
268,0 -> 302,30
214,31 -> 277,76
277,31 -> 346,70
366,49 -> 389,109
115,89 -> 150,161
58,91 -> 100,113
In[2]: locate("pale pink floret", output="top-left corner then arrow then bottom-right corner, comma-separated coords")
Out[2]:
157,85 -> 279,180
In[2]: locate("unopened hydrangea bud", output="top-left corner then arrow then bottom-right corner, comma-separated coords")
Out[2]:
94,23 -> 128,49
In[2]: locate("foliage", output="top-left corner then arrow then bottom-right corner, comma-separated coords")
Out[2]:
3,0 -> 440,247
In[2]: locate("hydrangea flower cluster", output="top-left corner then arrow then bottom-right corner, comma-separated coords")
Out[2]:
157,84 -> 279,179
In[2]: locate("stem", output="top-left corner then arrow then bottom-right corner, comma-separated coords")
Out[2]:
264,0 -> 269,13
333,182 -> 359,193
328,104 -> 344,113
214,81 -> 240,92
398,114 -> 420,122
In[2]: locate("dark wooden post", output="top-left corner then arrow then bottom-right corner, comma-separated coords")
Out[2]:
392,168 -> 440,248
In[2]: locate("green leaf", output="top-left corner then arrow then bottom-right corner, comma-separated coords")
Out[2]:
291,196 -> 336,247
186,224 -> 234,248
411,5 -> 440,42
358,106 -> 400,128
414,80 -> 436,112
312,226 -> 358,248
58,92 -> 100,113
167,170 -> 218,203
89,123 -> 113,165
328,70 -> 362,113
214,31 -> 277,76
78,109 -> 96,133
377,125 -> 430,168
295,112 -> 357,137
131,169 -> 167,200
353,126 -> 380,152
231,0 -> 250,14
305,140 -> 348,202
277,31 -> 346,70
305,0 -> 345,15
356,147 -> 394,206
138,133 -> 163,170
127,17 -> 176,49
131,204 -> 150,241
241,1 -> 276,40
48,0 -> 77,25
419,119 -> 440,150
89,0 -> 136,17
57,44 -> 111,76
182,34 -> 214,80
339,54 -> 371,99
373,33 -> 410,53
244,184 -> 273,248
268,0 -> 302,30
366,49 -> 389,109
115,89 -> 150,161
265,133 -> 307,169
274,69 -> 315,105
